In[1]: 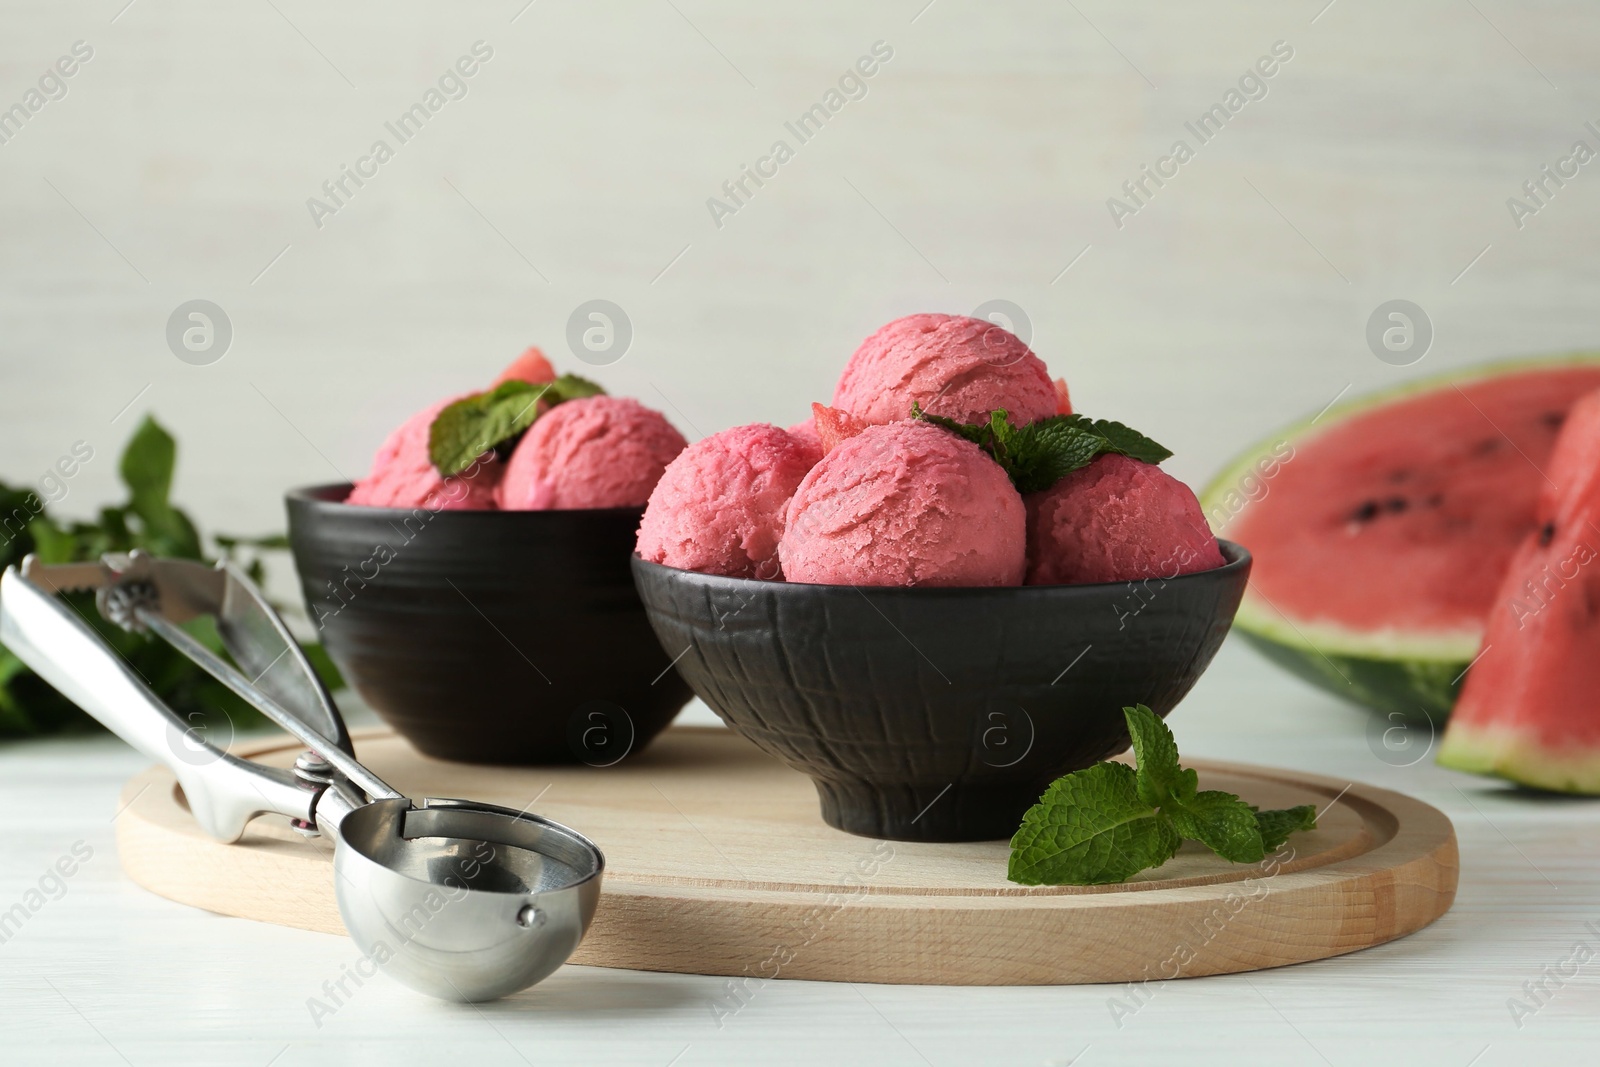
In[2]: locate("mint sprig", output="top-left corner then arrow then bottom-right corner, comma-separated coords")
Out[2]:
911,405 -> 1172,494
1254,803 -> 1319,852
1007,705 -> 1317,885
428,374 -> 606,476
0,415 -> 343,739
1007,763 -> 1183,886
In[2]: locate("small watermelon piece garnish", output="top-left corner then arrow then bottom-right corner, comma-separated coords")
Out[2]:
493,346 -> 557,387
1054,377 -> 1073,416
811,402 -> 870,454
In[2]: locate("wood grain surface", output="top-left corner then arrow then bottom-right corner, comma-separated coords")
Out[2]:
115,726 -> 1458,985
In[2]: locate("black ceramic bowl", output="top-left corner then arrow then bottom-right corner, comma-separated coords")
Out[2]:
632,542 -> 1250,842
287,485 -> 692,765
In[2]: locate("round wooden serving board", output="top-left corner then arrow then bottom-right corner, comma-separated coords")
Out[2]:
115,726 -> 1458,985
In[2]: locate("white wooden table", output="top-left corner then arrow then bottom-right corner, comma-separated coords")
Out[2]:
1,641 -> 1593,1066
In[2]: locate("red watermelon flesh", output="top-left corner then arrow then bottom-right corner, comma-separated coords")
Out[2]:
1230,365 -> 1600,643
1437,389 -> 1600,791
810,402 -> 870,454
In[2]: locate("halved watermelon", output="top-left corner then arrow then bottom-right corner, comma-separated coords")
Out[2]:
1201,355 -> 1600,719
1437,388 -> 1600,791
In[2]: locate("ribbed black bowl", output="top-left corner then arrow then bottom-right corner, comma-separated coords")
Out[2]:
632,542 -> 1250,842
287,484 -> 692,765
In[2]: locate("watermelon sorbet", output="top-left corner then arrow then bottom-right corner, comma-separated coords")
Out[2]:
347,396 -> 502,510
778,421 -> 1027,587
833,313 -> 1058,427
637,423 -> 822,579
500,396 -> 687,510
1025,454 -> 1224,586
343,318 -> 1226,592
633,312 -> 1225,591
345,352 -> 684,512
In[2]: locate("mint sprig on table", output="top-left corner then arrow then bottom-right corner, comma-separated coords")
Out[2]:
911,405 -> 1172,494
0,416 -> 342,738
429,374 -> 606,476
1007,705 -> 1317,886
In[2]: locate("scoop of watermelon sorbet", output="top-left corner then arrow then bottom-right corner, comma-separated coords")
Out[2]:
346,396 -> 502,510
1026,453 -> 1224,585
493,346 -> 557,386
637,424 -> 822,579
785,417 -> 822,454
499,395 -> 687,510
833,313 -> 1058,427
780,420 -> 1026,586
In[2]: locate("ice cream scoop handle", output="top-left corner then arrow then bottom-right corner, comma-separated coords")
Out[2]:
0,565 -> 314,842
138,609 -> 399,802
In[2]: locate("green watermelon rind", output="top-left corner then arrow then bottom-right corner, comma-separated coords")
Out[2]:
1437,724 -> 1600,794
1238,632 -> 1466,720
1202,351 -> 1600,718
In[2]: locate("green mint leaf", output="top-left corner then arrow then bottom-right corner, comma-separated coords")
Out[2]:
910,407 -> 1171,494
1009,704 -> 1318,885
0,649 -> 39,735
910,402 -> 992,449
1007,419 -> 1106,494
214,533 -> 291,551
298,640 -> 346,692
1057,415 -> 1174,465
429,381 -> 546,477
26,517 -> 76,565
1123,704 -> 1195,808
986,409 -> 1016,462
542,373 -> 606,405
1007,762 -> 1181,886
120,415 -> 176,520
1168,791 -> 1266,863
1254,805 -> 1318,852
118,416 -> 202,558
429,376 -> 608,477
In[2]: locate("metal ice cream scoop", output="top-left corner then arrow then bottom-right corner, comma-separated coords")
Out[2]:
0,551 -> 602,1002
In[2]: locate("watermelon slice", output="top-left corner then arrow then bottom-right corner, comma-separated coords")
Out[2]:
1201,355 -> 1600,719
1437,389 -> 1600,791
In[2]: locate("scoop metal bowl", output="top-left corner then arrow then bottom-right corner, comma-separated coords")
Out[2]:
328,796 -> 601,1001
0,552 -> 603,1001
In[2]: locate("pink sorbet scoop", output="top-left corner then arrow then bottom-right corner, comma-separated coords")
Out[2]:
499,395 -> 687,510
637,423 -> 822,579
1025,453 -> 1225,585
346,396 -> 502,510
780,420 -> 1026,587
785,417 -> 822,455
833,313 -> 1058,427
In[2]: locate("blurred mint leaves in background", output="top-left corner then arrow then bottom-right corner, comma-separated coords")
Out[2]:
0,415 -> 340,738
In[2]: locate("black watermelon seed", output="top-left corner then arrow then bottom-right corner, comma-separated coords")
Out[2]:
1539,522 -> 1556,547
